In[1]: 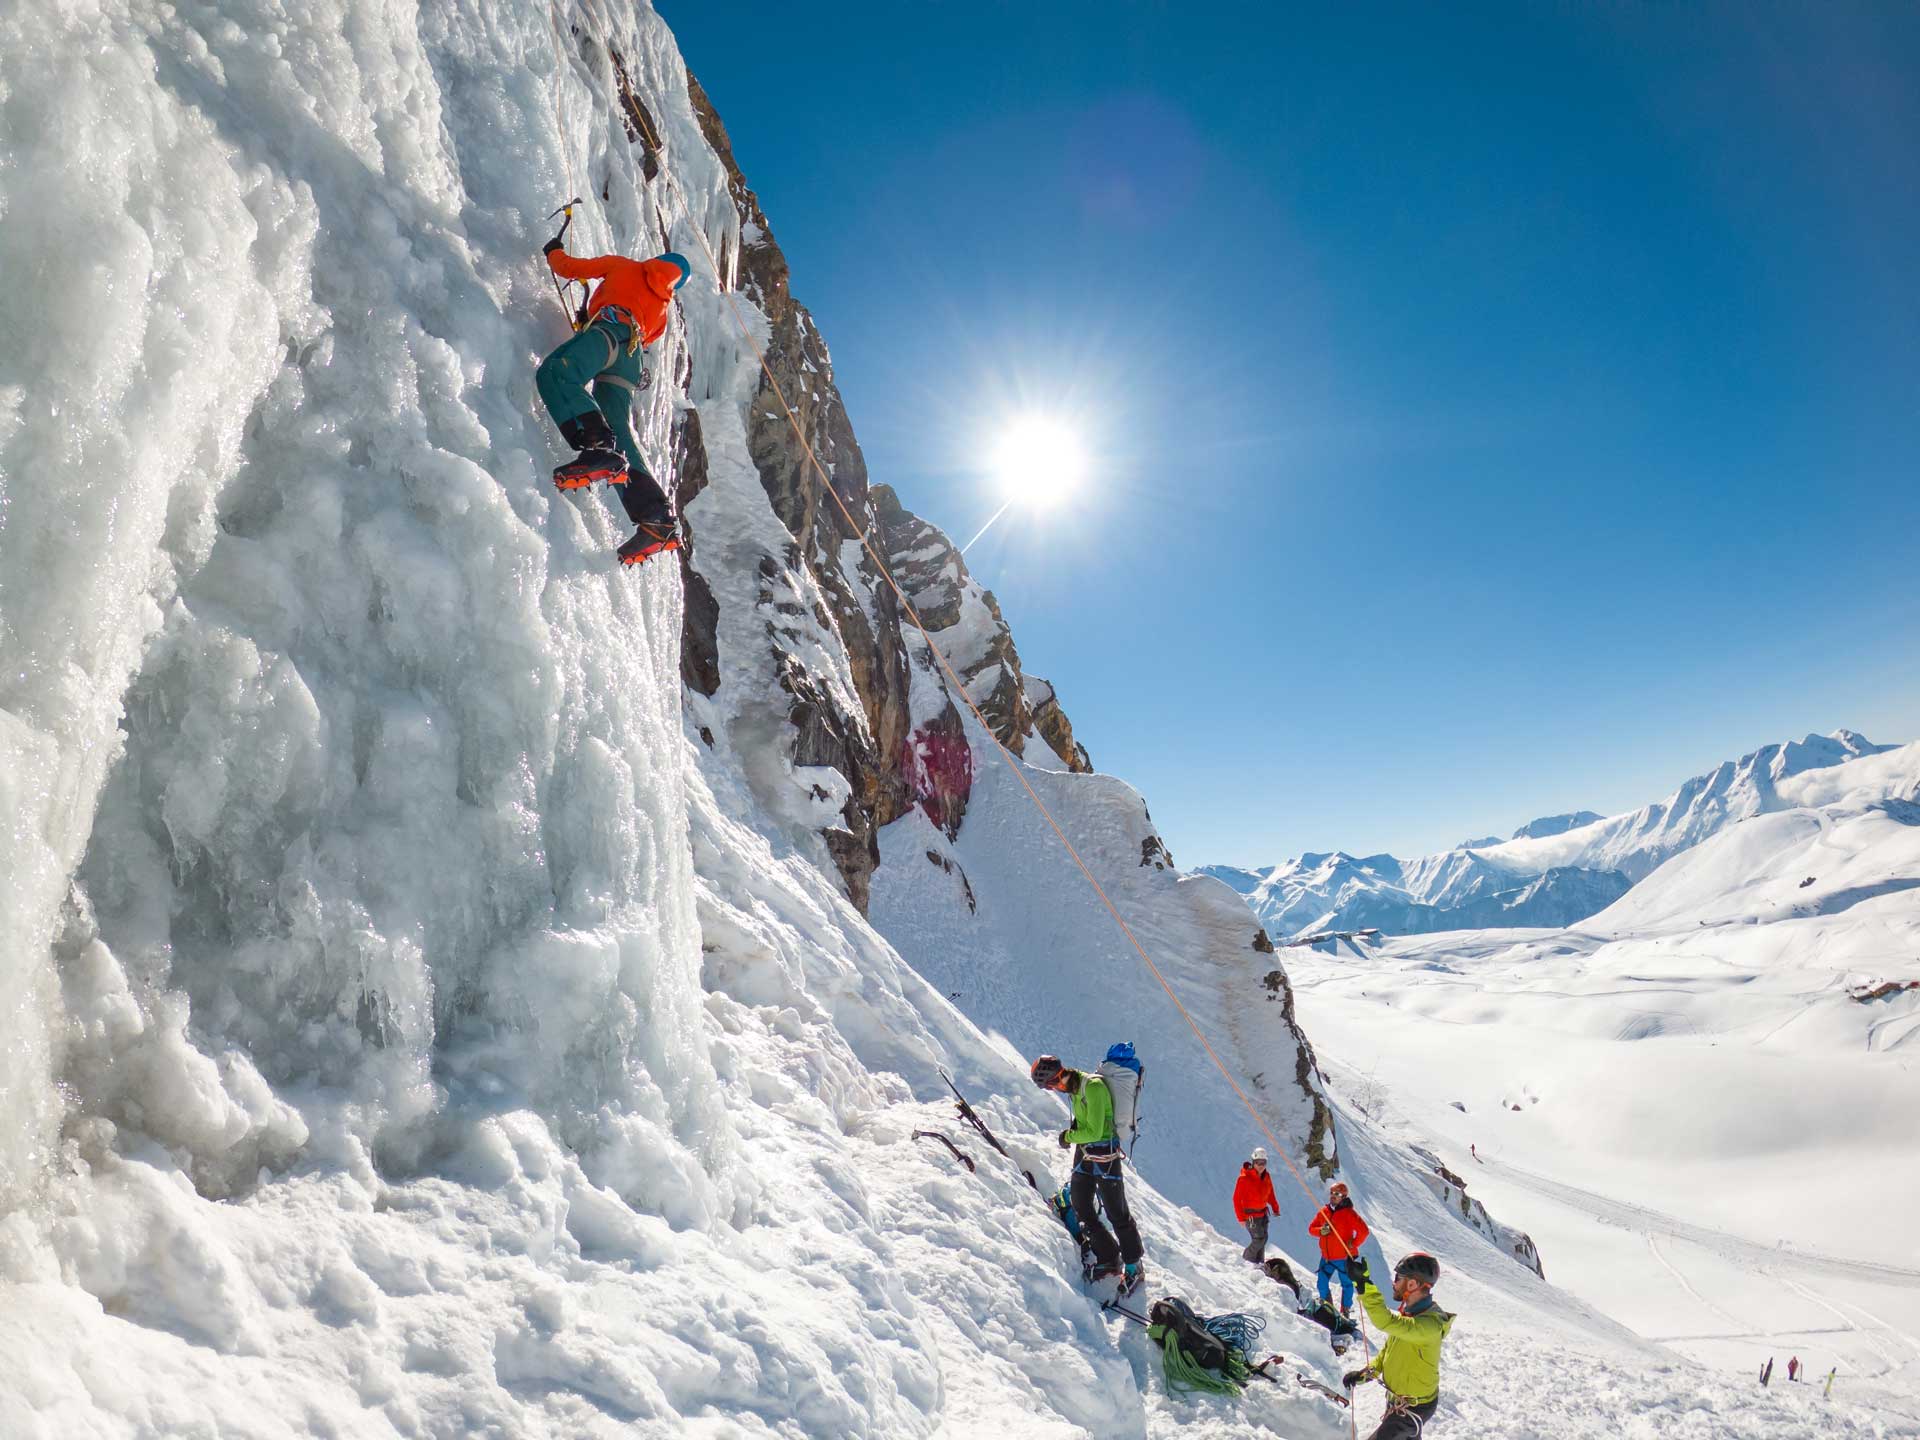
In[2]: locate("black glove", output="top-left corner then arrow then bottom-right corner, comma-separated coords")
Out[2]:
1342,1369 -> 1368,1390
543,236 -> 566,256
1345,1256 -> 1371,1288
1057,1129 -> 1072,1149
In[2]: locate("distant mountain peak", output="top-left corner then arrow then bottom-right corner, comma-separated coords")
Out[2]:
1511,810 -> 1604,841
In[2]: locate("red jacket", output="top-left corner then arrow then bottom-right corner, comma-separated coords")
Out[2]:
1233,1164 -> 1278,1224
1309,1199 -> 1370,1260
547,251 -> 685,344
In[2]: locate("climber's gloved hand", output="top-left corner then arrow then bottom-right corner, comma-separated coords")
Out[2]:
1057,1129 -> 1072,1149
1342,1370 -> 1368,1390
1345,1256 -> 1371,1289
544,236 -> 566,256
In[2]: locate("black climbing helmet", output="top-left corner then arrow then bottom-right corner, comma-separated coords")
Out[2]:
1030,1054 -> 1067,1090
1394,1251 -> 1440,1287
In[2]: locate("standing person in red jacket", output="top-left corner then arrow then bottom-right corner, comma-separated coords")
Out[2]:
1233,1147 -> 1280,1263
1310,1180 -> 1371,1315
536,232 -> 691,566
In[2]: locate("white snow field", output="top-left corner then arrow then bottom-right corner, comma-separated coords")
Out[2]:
0,1 -> 1912,1438
1291,741 -> 1920,1421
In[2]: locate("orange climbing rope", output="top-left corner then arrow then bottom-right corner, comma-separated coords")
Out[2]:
554,3 -> 1378,1418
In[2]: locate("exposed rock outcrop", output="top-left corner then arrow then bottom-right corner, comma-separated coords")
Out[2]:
676,71 -> 1091,907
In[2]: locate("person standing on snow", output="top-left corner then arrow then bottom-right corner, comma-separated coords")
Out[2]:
1031,1054 -> 1146,1295
1342,1252 -> 1453,1440
1310,1180 -> 1371,1315
537,233 -> 690,566
1234,1147 -> 1280,1263
1788,1356 -> 1800,1382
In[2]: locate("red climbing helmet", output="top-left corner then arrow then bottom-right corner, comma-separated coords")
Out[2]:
1328,1180 -> 1350,1202
1029,1054 -> 1068,1091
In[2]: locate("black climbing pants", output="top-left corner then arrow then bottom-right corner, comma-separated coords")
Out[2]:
1069,1153 -> 1143,1270
1366,1397 -> 1437,1440
1242,1211 -> 1270,1262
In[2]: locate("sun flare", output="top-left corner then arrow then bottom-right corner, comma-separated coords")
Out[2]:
990,416 -> 1087,509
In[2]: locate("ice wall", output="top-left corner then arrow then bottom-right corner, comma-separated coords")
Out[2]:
0,0 -> 733,1225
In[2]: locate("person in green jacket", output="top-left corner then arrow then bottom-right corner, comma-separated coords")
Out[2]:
1031,1054 -> 1145,1293
1342,1251 -> 1453,1439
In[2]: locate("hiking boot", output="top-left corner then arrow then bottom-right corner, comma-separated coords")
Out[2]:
554,448 -> 629,490
1089,1263 -> 1123,1286
618,517 -> 681,567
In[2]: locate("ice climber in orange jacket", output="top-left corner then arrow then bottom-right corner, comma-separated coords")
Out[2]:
1309,1179 -> 1371,1314
536,234 -> 691,566
1233,1148 -> 1279,1263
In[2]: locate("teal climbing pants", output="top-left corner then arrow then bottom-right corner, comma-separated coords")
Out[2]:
535,315 -> 649,479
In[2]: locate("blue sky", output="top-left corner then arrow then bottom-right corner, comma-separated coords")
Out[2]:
660,2 -> 1920,865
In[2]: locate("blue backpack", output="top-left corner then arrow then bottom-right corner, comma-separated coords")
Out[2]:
1097,1042 -> 1145,1155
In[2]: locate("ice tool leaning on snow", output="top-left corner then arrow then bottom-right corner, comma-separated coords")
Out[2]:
1342,1252 -> 1453,1440
536,207 -> 691,567
1031,1054 -> 1145,1293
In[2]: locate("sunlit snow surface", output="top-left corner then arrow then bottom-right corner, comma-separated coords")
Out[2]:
1292,743 -> 1920,1423
0,0 -> 1913,1436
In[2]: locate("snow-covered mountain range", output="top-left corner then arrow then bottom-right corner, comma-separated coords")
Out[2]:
1,2 -> 1912,1436
1204,730 -> 1899,939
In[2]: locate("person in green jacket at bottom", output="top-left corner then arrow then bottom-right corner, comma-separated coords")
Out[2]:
1342,1251 -> 1453,1439
1031,1054 -> 1146,1295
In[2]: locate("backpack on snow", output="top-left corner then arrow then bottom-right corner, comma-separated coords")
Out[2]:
1148,1297 -> 1229,1375
1096,1042 -> 1145,1156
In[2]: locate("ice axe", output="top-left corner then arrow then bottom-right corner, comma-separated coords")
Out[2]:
545,197 -> 588,330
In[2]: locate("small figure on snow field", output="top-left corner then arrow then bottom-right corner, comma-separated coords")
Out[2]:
1310,1179 -> 1371,1314
1759,1356 -> 1773,1387
537,228 -> 691,566
1234,1147 -> 1280,1263
1031,1053 -> 1146,1294
1342,1251 -> 1453,1440
1824,1366 -> 1836,1398
1788,1356 -> 1799,1383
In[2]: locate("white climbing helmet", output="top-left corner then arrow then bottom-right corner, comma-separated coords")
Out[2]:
1250,1147 -> 1268,1163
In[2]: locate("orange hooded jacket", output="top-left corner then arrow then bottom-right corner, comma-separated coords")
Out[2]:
1309,1199 -> 1370,1261
547,251 -> 688,345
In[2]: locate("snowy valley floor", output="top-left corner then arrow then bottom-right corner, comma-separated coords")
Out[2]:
1290,918 -> 1920,1431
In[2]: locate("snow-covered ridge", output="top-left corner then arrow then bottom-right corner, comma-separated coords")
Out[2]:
1207,730 -> 1908,939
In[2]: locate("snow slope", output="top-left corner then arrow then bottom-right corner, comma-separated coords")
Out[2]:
1291,746 -> 1920,1412
1,1 -> 1910,1437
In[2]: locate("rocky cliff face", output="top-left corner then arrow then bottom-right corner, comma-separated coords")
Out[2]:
675,72 -> 1090,909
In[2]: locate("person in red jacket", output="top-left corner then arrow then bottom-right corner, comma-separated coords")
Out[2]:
1233,1147 -> 1280,1263
1309,1180 -> 1371,1315
536,234 -> 691,565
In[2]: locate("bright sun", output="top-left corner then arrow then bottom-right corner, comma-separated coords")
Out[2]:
991,416 -> 1086,509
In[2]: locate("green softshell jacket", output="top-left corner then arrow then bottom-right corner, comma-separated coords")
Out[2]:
1063,1076 -> 1117,1146
1358,1284 -> 1453,1402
